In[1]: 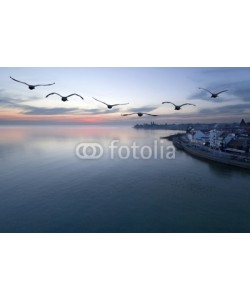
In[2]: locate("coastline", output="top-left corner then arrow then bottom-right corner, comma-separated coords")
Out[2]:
168,134 -> 250,170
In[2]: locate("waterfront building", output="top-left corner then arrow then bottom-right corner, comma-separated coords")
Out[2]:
222,133 -> 235,147
209,129 -> 223,148
191,130 -> 209,145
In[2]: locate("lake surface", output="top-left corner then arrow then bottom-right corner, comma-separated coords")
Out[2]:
0,125 -> 250,232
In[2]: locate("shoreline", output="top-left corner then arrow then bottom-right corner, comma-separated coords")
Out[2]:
169,134 -> 250,170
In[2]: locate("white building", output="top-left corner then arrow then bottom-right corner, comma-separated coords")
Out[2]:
192,130 -> 209,145
223,133 -> 235,146
209,129 -> 223,148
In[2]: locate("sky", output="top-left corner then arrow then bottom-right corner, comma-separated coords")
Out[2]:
0,67 -> 250,125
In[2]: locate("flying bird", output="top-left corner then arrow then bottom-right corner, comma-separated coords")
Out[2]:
92,97 -> 129,109
121,112 -> 158,117
10,76 -> 55,90
199,88 -> 228,98
46,93 -> 84,102
162,102 -> 196,110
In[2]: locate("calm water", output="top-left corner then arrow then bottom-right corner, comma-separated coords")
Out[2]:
0,125 -> 250,232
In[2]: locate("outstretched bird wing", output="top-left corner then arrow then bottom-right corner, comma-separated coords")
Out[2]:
111,103 -> 129,107
216,90 -> 228,95
46,92 -> 62,98
144,113 -> 158,116
10,76 -> 29,86
121,113 -> 136,116
179,103 -> 196,107
199,87 -> 213,95
162,101 -> 176,107
34,82 -> 55,87
67,94 -> 84,100
92,97 -> 108,105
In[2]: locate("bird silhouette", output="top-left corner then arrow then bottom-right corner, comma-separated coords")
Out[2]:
46,93 -> 84,102
92,97 -> 129,109
10,76 -> 55,90
199,88 -> 228,98
121,112 -> 158,117
162,102 -> 196,110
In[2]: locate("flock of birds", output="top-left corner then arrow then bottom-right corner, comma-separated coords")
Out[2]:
9,76 -> 228,117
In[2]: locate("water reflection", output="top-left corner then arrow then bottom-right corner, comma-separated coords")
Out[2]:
0,125 -> 250,233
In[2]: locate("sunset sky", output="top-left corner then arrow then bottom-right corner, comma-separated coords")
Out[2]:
0,67 -> 249,125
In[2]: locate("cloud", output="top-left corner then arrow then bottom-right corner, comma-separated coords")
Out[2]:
76,107 -> 121,115
23,107 -> 79,115
0,96 -> 19,108
228,81 -> 250,102
198,103 -> 250,115
0,91 -> 125,116
123,105 -> 159,113
0,92 -> 80,115
157,103 -> 250,122
0,89 -> 42,104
